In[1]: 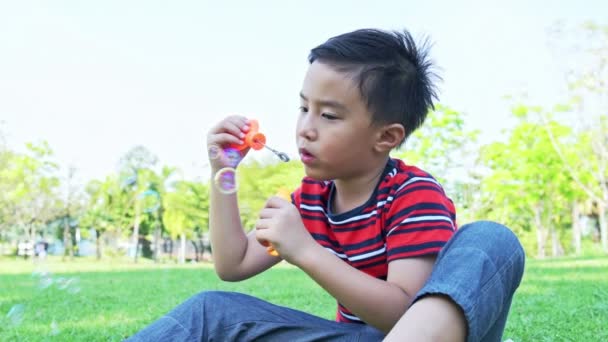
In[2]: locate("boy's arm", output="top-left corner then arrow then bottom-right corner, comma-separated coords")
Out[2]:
265,176 -> 455,333
295,246 -> 435,333
206,115 -> 281,281
209,169 -> 281,281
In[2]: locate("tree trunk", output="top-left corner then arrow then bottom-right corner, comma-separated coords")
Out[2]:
153,218 -> 161,263
62,218 -> 73,261
572,203 -> 582,255
95,229 -> 103,260
550,227 -> 564,257
132,203 -> 141,263
29,223 -> 36,260
599,202 -> 608,253
534,206 -> 546,258
179,233 -> 186,264
192,239 -> 200,262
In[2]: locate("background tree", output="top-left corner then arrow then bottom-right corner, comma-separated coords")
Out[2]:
392,104 -> 480,222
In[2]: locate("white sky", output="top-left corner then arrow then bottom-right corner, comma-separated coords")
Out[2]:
1,0 -> 606,184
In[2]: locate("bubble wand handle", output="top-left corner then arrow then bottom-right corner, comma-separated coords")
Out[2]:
230,119 -> 266,151
260,189 -> 291,257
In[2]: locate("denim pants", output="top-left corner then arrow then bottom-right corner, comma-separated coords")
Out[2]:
126,221 -> 525,342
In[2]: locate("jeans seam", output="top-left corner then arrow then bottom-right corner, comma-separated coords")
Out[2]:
209,318 -> 333,337
164,314 -> 192,340
467,247 -> 523,340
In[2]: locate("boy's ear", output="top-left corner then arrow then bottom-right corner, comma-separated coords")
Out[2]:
374,123 -> 405,152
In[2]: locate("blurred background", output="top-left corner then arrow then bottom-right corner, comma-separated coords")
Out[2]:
1,0 -> 607,263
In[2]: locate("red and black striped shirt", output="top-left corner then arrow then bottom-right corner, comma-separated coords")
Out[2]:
291,158 -> 457,323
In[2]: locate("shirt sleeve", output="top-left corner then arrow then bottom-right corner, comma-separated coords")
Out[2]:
383,175 -> 457,262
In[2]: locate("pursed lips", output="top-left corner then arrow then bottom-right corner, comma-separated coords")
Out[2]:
298,147 -> 316,163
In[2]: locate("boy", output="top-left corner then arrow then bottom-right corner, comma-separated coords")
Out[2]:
127,28 -> 524,342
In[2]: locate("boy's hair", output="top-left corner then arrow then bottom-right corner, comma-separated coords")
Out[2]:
308,28 -> 439,143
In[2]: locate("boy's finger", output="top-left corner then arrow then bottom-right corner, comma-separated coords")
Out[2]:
265,196 -> 290,208
209,133 -> 243,146
220,121 -> 247,138
255,218 -> 270,230
258,208 -> 278,219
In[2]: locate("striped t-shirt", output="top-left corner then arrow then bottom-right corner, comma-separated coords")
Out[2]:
291,158 -> 457,324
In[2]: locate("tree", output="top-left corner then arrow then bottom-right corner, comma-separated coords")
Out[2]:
60,166 -> 85,260
237,159 -> 304,230
81,175 -> 123,259
392,104 -> 480,222
162,180 -> 210,263
117,145 -> 159,263
541,22 -> 608,253
478,109 -> 581,257
0,142 -> 61,252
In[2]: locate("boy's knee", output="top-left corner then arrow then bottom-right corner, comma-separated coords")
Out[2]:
192,290 -> 231,308
459,221 -> 522,252
458,221 -> 525,286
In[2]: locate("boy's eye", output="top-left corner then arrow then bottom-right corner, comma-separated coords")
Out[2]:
321,113 -> 338,120
299,106 -> 308,113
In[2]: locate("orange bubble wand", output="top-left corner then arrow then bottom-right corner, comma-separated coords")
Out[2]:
229,120 -> 290,162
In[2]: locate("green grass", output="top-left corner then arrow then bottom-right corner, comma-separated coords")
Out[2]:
1,256 -> 607,341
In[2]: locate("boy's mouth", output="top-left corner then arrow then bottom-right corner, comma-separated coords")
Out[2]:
299,148 -> 316,164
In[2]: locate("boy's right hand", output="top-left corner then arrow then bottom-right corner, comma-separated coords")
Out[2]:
207,115 -> 251,171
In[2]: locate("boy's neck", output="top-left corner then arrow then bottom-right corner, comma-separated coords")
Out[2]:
332,157 -> 389,214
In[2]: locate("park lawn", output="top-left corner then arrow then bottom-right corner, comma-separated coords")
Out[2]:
0,255 -> 607,341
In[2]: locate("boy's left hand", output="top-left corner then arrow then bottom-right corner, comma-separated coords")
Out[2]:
255,196 -> 317,265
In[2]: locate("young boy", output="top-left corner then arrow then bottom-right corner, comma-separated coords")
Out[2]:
127,28 -> 524,342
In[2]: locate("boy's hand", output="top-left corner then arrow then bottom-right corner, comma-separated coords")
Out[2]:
206,115 -> 251,170
255,196 -> 319,265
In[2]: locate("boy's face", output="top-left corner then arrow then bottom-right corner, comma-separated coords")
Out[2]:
297,61 -> 381,181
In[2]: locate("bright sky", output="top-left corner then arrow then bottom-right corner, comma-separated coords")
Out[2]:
0,0 -> 605,184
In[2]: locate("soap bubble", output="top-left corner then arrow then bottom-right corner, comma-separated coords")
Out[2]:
50,319 -> 60,336
223,148 -> 242,168
139,189 -> 160,213
38,273 -> 54,290
214,167 -> 237,194
66,278 -> 81,294
208,145 -> 221,159
6,304 -> 25,327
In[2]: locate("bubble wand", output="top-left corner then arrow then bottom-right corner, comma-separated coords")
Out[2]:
212,119 -> 288,256
227,119 -> 290,162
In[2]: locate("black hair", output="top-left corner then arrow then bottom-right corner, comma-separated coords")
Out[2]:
308,28 -> 439,143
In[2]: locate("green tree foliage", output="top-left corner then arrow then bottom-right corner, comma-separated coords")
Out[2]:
237,159 -> 304,230
477,108 -> 581,257
392,104 -> 480,222
162,180 -> 209,263
0,142 -> 61,246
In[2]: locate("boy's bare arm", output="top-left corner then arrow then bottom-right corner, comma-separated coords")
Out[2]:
206,116 -> 280,281
296,248 -> 435,333
255,197 -> 435,333
209,173 -> 280,281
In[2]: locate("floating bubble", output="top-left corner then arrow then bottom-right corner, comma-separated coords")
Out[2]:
7,304 -> 25,327
66,278 -> 81,294
55,277 -> 68,290
214,167 -> 237,194
38,274 -> 54,289
223,148 -> 241,168
139,189 -> 160,213
208,145 -> 221,160
121,173 -> 138,189
50,319 -> 60,336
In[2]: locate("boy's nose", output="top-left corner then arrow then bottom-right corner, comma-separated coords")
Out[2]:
297,117 -> 317,141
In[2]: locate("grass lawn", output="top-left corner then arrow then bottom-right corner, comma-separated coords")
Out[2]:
1,255 -> 607,341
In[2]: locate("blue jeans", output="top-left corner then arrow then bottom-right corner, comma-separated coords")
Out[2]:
126,221 -> 524,342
